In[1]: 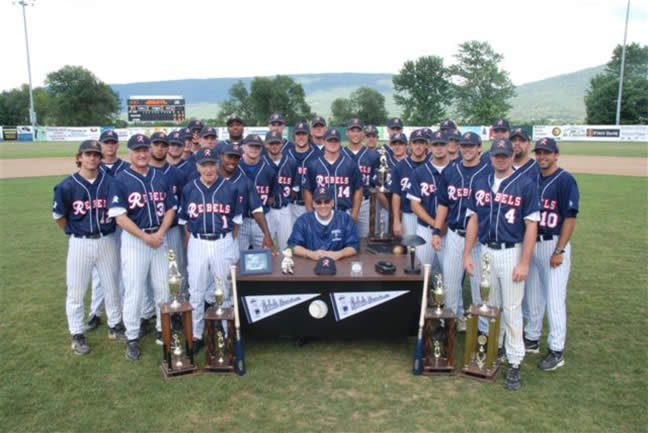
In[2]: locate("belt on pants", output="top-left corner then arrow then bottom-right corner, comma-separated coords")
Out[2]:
537,234 -> 555,242
271,204 -> 289,210
484,241 -> 517,250
451,228 -> 466,238
73,232 -> 110,239
295,200 -> 305,206
192,232 -> 228,241
142,227 -> 159,234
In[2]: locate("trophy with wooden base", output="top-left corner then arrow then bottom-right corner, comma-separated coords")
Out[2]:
369,146 -> 394,241
460,253 -> 501,382
160,249 -> 197,377
203,277 -> 235,374
422,274 -> 456,375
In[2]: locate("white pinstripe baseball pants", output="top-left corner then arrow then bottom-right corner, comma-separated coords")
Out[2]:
89,228 -> 124,318
357,198 -> 370,238
415,225 -> 444,270
402,212 -> 417,237
290,203 -> 307,223
238,217 -> 265,251
268,206 -> 292,251
65,234 -> 121,335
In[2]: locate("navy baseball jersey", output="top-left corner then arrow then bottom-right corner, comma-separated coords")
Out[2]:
279,139 -> 296,155
341,146 -> 379,198
179,177 -> 242,235
180,153 -> 199,181
52,172 -> 116,236
215,139 -> 242,157
537,168 -> 579,236
390,157 -> 426,213
100,158 -> 129,176
153,162 -> 187,225
303,155 -> 362,211
437,160 -> 491,231
466,169 -> 540,244
514,158 -> 540,182
287,145 -> 319,204
239,158 -> 277,214
406,161 -> 444,225
226,166 -> 263,218
108,167 -> 177,229
288,210 -> 360,252
383,150 -> 400,191
264,154 -> 299,209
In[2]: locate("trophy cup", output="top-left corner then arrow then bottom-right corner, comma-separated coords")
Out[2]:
422,273 -> 456,375
433,273 -> 444,316
368,146 -> 394,242
402,235 -> 426,274
160,249 -> 197,378
204,275 -> 235,374
460,252 -> 502,382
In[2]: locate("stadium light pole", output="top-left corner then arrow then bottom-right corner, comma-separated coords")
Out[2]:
17,0 -> 36,138
615,0 -> 630,125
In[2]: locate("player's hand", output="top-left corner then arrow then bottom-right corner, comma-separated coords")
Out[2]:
513,263 -> 529,282
550,253 -> 564,268
432,234 -> 442,251
463,255 -> 474,276
262,235 -> 278,255
145,233 -> 164,248
393,222 -> 403,236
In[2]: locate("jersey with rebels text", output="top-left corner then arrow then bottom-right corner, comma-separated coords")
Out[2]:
52,172 -> 116,236
109,167 -> 177,229
341,146 -> 379,198
406,161 -> 444,225
153,163 -> 187,226
100,158 -> 130,177
303,154 -> 362,211
239,159 -> 276,214
264,154 -> 298,208
226,167 -> 263,218
180,153 -> 199,181
467,169 -> 540,244
390,157 -> 426,213
537,168 -> 579,236
179,177 -> 242,235
287,145 -> 319,204
288,211 -> 360,252
437,160 -> 490,231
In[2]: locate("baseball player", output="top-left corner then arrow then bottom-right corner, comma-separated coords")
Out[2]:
364,125 -> 379,150
178,127 -> 194,166
303,128 -> 363,221
341,118 -> 379,238
216,113 -> 244,156
310,116 -> 327,153
181,126 -> 218,182
187,120 -> 204,153
462,138 -> 540,390
179,147 -> 242,352
445,129 -> 462,163
439,119 -> 457,133
287,122 -> 319,222
491,119 -> 511,140
391,131 -> 427,237
386,117 -> 405,158
432,132 -> 490,333
363,124 -> 391,235
237,134 -> 277,251
53,140 -> 125,355
166,130 -> 186,167
523,138 -> 579,371
267,113 -> 294,155
108,133 -> 176,361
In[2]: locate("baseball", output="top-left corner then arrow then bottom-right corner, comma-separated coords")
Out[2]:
308,300 -> 328,319
392,245 -> 405,255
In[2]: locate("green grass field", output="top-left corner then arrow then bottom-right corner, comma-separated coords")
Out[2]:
0,140 -> 646,159
0,173 -> 646,432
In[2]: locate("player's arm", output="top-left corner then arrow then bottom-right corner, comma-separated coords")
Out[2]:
551,217 -> 576,267
52,184 -> 69,232
392,193 -> 402,235
328,246 -> 358,261
114,214 -> 161,248
350,166 -> 363,221
463,212 -> 478,275
513,219 -> 538,282
552,176 -> 580,267
252,211 -> 278,255
432,205 -> 448,251
351,188 -> 362,221
55,217 -> 67,231
304,188 -> 313,211
376,192 -> 390,209
183,225 -> 190,249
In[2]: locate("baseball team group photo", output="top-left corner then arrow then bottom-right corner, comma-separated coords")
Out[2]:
1,1 -> 647,432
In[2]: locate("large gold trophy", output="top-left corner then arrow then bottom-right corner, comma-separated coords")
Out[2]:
204,276 -> 235,374
368,146 -> 394,241
460,253 -> 502,382
422,274 -> 456,375
160,249 -> 197,377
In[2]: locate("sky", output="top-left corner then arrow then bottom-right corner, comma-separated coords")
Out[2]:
1,0 -> 646,92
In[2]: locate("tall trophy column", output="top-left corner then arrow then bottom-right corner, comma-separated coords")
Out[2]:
422,274 -> 456,375
369,146 -> 394,242
203,277 -> 236,374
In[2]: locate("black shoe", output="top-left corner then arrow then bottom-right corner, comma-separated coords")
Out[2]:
139,318 -> 151,338
497,346 -> 507,363
155,331 -> 163,346
192,338 -> 204,356
505,363 -> 521,390
108,323 -> 127,342
125,339 -> 141,361
204,301 -> 214,312
86,315 -> 101,331
71,334 -> 91,355
539,350 -> 565,371
524,337 -> 540,354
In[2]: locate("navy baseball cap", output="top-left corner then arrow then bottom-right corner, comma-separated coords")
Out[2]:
181,128 -> 193,141
314,256 -> 336,275
492,119 -> 510,131
243,134 -> 264,146
294,121 -> 310,134
168,131 -> 183,146
187,120 -> 204,131
226,114 -> 243,125
387,118 -> 404,129
313,186 -> 333,201
128,134 -> 151,150
195,147 -> 219,164
364,125 -> 378,136
390,132 -> 408,144
446,129 -> 462,141
533,137 -> 560,153
324,128 -> 342,141
311,116 -> 326,127
440,119 -> 457,131
490,138 -> 514,157
459,132 -> 482,147
347,118 -> 364,130
78,140 -> 103,154
509,128 -> 530,141
410,129 -> 428,143
268,113 -> 285,124
150,131 -> 168,144
222,142 -> 243,157
265,130 -> 283,144
429,130 -> 447,144
200,127 -> 217,138
99,130 -> 118,143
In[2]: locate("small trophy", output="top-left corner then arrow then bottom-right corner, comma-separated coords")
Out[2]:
368,146 -> 394,241
204,275 -> 236,374
167,249 -> 183,310
281,248 -> 295,275
214,277 -> 225,316
479,253 -> 492,313
171,333 -> 184,369
216,328 -> 226,365
433,273 -> 444,316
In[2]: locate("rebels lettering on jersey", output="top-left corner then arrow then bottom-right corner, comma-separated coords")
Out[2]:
467,169 -> 539,244
342,146 -> 379,198
537,168 -> 579,236
288,145 -> 318,203
53,172 -> 116,236
239,159 -> 276,213
438,161 -> 490,231
226,167 -> 262,218
287,211 -> 360,252
179,177 -> 241,234
100,158 -> 129,177
109,167 -> 177,229
406,161 -> 443,224
303,155 -> 362,211
390,157 -> 426,213
265,154 -> 298,208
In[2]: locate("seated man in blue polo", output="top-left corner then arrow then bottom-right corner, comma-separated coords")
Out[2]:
287,186 -> 360,261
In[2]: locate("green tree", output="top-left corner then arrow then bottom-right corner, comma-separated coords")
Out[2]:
392,56 -> 452,125
216,80 -> 253,124
248,75 -> 313,125
329,87 -> 388,126
0,85 -> 51,125
451,41 -> 515,124
45,65 -> 121,126
585,43 -> 648,124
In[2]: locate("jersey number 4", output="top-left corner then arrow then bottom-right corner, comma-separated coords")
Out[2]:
504,208 -> 516,224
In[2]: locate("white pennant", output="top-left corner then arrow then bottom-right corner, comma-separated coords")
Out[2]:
242,293 -> 320,324
330,290 -> 409,321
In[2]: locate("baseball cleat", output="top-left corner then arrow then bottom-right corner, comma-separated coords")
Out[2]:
71,334 -> 91,355
86,315 -> 101,332
524,337 -> 540,354
108,323 -> 127,342
155,331 -> 163,346
539,350 -> 565,371
505,363 -> 522,390
497,346 -> 507,363
125,339 -> 141,361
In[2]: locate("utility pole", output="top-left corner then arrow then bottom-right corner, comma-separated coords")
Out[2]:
615,0 -> 631,125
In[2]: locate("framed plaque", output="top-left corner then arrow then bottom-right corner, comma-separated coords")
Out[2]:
240,249 -> 272,275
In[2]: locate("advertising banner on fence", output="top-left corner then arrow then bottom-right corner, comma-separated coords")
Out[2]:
533,125 -> 648,142
0,126 -> 3,141
44,127 -> 101,141
17,126 -> 34,141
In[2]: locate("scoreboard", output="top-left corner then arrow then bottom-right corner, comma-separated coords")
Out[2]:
127,95 -> 186,122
